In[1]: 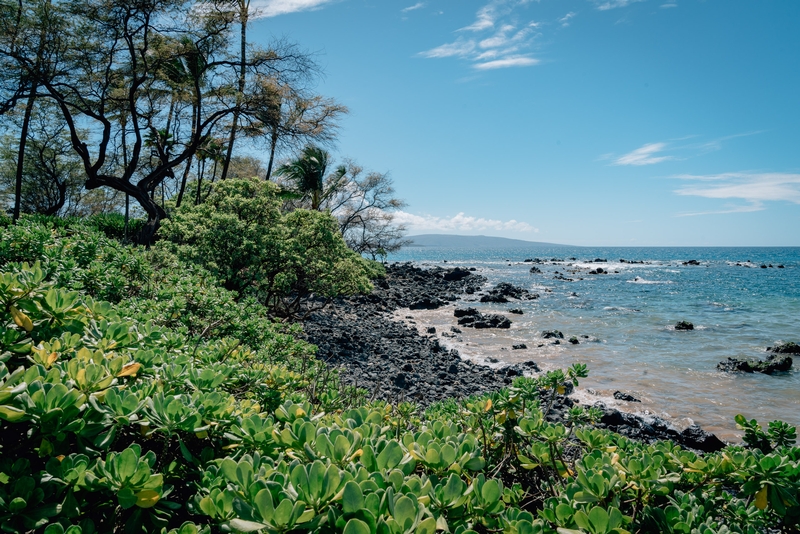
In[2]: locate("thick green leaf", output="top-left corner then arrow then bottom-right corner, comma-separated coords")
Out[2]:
228,519 -> 269,532
377,441 -> 403,471
253,489 -> 274,522
117,487 -> 138,509
342,481 -> 365,515
588,506 -> 609,534
415,517 -> 436,534
343,518 -> 371,534
272,498 -> 294,527
480,479 -> 501,504
392,496 -> 416,531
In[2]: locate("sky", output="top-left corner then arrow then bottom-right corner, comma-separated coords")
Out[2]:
247,0 -> 800,246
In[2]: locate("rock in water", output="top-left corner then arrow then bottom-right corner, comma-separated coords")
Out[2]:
542,330 -> 564,339
480,282 -> 538,302
770,342 -> 800,354
454,307 -> 512,329
443,267 -> 472,281
675,321 -> 694,331
614,391 -> 641,403
717,354 -> 793,374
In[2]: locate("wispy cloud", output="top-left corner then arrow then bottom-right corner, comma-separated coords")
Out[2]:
420,1 -> 542,70
420,39 -> 476,59
696,130 -> 765,152
607,132 -> 764,166
394,211 -> 538,233
475,56 -> 540,69
420,0 -> 661,71
675,173 -> 800,207
402,2 -> 424,13
254,0 -> 337,18
460,3 -> 498,32
559,12 -> 576,27
661,3 -> 677,7
614,142 -> 672,166
591,0 -> 644,10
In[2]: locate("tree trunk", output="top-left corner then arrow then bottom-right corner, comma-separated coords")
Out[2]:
195,158 -> 205,205
220,0 -> 248,182
41,178 -> 67,216
135,190 -> 167,245
176,102 -> 197,207
265,127 -> 278,181
13,84 -> 36,222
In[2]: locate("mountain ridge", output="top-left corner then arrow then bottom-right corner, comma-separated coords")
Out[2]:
405,234 -> 570,248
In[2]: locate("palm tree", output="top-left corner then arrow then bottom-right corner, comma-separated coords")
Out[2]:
275,145 -> 344,210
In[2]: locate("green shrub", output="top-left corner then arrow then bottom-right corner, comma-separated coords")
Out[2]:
85,213 -> 145,241
158,178 -> 381,318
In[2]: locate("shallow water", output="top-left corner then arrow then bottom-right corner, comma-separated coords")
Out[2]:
388,246 -> 800,441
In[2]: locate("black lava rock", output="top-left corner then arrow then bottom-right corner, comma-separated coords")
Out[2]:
614,391 -> 641,403
717,354 -> 793,374
443,268 -> 472,281
512,344 -> 527,350
409,297 -> 445,310
454,307 -> 512,329
679,425 -> 726,453
675,321 -> 694,331
542,330 -> 564,339
770,342 -> 800,355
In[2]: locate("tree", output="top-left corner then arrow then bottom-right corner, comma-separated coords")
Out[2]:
158,178 -> 380,318
0,108 -> 80,215
243,79 -> 347,181
6,0 -> 313,243
322,161 -> 410,259
275,145 -> 343,211
218,0 -> 250,183
275,151 -> 409,259
226,154 -> 267,180
0,0 -> 62,221
0,101 -> 125,216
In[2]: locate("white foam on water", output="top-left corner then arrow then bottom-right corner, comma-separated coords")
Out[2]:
628,276 -> 672,285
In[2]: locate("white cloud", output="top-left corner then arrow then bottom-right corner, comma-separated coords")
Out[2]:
460,4 -> 497,32
475,56 -> 540,69
420,39 -> 476,58
254,0 -> 336,18
660,3 -> 677,7
394,211 -> 538,233
592,0 -> 644,10
559,12 -> 576,26
402,2 -> 424,13
420,1 -> 541,71
674,173 -> 800,208
614,142 -> 672,166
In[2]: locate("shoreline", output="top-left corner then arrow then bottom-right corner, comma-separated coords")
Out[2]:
302,263 -> 727,453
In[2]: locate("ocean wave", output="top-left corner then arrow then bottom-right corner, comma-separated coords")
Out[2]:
628,276 -> 672,285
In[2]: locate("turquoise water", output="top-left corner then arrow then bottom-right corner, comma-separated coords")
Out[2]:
388,247 -> 800,440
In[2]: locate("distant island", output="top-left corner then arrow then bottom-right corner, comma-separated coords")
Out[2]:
405,234 -> 570,248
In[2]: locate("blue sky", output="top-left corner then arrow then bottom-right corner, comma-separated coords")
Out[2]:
249,0 -> 800,246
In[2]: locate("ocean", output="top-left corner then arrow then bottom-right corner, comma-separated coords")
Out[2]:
387,246 -> 800,441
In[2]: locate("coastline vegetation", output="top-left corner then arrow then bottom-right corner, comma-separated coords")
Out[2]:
0,214 -> 799,534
